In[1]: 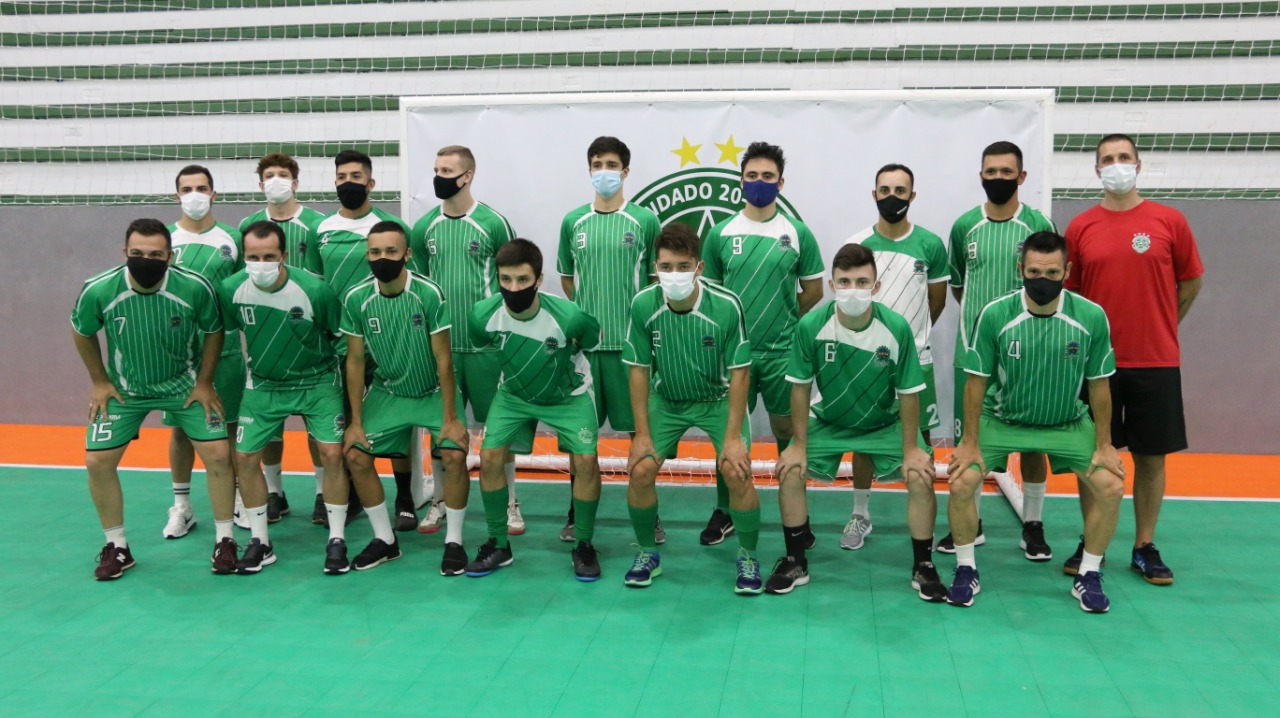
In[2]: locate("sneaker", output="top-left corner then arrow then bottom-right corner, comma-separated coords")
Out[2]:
507,500 -> 526,535
465,538 -> 514,577
94,542 -> 135,581
1072,570 -> 1111,613
699,508 -> 735,546
323,537 -> 350,575
803,526 -> 817,550
417,500 -> 446,534
624,548 -> 662,587
393,499 -> 418,533
572,541 -> 602,582
911,561 -> 947,602
162,505 -> 196,539
310,494 -> 326,525
946,565 -> 982,607
440,542 -> 467,577
266,492 -> 289,523
353,538 -> 402,571
559,518 -> 576,543
235,538 -> 276,574
1062,537 -> 1107,576
935,520 -> 985,554
1130,543 -> 1174,585
210,537 -> 238,575
1020,520 -> 1053,561
839,514 -> 873,551
764,556 -> 810,595
654,516 -> 667,546
735,549 -> 764,595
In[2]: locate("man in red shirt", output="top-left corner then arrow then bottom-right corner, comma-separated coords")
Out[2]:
1064,133 -> 1204,586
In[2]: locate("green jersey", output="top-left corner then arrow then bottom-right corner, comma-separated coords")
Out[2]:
622,280 -> 751,402
558,201 -> 660,351
468,293 -> 600,405
169,221 -> 243,357
341,272 -> 450,398
966,289 -> 1116,427
787,301 -> 925,432
221,267 -> 341,390
316,206 -> 410,300
703,210 -> 825,354
70,265 -> 222,399
408,201 -> 513,353
847,223 -> 949,364
239,205 -> 326,275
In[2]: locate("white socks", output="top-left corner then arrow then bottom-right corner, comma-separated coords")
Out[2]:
445,506 -> 466,545
326,503 -> 348,540
505,461 -> 517,501
172,482 -> 191,511
246,505 -> 269,543
105,525 -> 127,548
313,466 -> 325,495
1079,550 -> 1104,576
365,502 -> 395,543
215,519 -> 233,541
956,542 -> 977,569
853,488 -> 871,518
431,458 -> 446,503
1023,481 -> 1046,522
264,464 -> 284,495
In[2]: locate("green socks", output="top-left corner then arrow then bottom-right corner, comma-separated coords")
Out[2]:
573,497 -> 599,546
628,502 -> 659,550
481,486 -> 510,547
731,506 -> 761,552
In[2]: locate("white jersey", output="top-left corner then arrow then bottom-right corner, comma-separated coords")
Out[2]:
847,223 -> 949,364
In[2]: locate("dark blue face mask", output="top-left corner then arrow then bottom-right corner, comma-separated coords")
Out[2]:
742,179 -> 780,208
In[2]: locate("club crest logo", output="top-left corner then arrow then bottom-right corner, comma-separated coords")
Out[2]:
701,335 -> 716,350
577,427 -> 596,445
287,306 -> 305,321
913,259 -> 926,275
622,231 -> 636,247
207,413 -> 225,432
467,238 -> 482,256
410,312 -> 425,329
1065,340 -> 1081,358
778,234 -> 793,250
169,315 -> 183,328
543,337 -> 560,355
220,245 -> 233,260
1132,233 -> 1152,254
874,345 -> 892,366
334,413 -> 346,433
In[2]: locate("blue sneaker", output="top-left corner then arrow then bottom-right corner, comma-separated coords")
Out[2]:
1072,570 -> 1111,613
735,549 -> 764,595
1130,543 -> 1174,585
946,565 -> 981,607
624,548 -> 661,587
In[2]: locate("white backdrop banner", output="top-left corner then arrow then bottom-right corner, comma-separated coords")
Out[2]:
400,90 -> 1054,439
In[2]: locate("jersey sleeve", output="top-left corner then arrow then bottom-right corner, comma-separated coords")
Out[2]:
964,301 -> 1001,377
948,219 -> 967,288
893,320 -> 926,393
407,216 -> 430,276
218,277 -> 241,331
926,234 -> 951,283
1085,305 -> 1117,380
427,284 -> 451,335
226,225 -> 246,273
797,222 -> 825,280
726,297 -> 752,369
571,305 -> 602,352
301,220 -> 324,275
701,224 -> 725,283
621,294 -> 650,367
642,210 -> 661,278
192,275 -> 223,334
1034,210 -> 1058,234
1170,212 -> 1205,281
467,304 -> 493,349
69,280 -> 104,336
312,280 -> 341,338
556,211 -> 576,276
339,292 -> 363,338
784,318 -> 815,383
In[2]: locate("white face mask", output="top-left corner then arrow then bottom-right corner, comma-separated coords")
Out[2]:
262,176 -> 294,204
245,261 -> 281,288
179,191 -> 211,220
1099,162 -> 1138,194
834,287 -> 874,317
657,271 -> 697,301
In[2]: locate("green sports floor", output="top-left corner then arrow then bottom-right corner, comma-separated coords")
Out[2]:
3,466 -> 1278,718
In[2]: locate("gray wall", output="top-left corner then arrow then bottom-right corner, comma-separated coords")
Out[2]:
2,200 -> 1273,454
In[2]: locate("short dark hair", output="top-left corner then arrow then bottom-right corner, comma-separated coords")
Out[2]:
1020,230 -> 1068,262
875,163 -> 914,189
495,238 -> 542,276
587,136 -> 630,168
335,149 -> 373,175
654,222 -> 701,260
982,141 -> 1024,171
437,145 -> 476,171
741,141 -> 785,176
243,220 -> 287,252
175,164 -> 214,192
125,218 -> 172,248
1095,133 -> 1140,163
256,152 -> 300,180
832,243 -> 877,276
368,220 -> 408,249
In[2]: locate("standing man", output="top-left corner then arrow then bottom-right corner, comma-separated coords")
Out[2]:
842,163 -> 949,552
558,136 -> 663,543
1065,133 -> 1204,585
943,141 -> 1056,559
701,141 -> 824,545
73,219 -> 240,579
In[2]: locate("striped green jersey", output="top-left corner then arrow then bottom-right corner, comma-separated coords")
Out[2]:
341,272 -> 450,398
316,206 -> 410,300
239,206 -> 326,275
468,293 -> 600,405
408,201 -> 513,353
966,290 -> 1116,427
558,201 -> 660,351
221,267 -> 341,390
948,203 -> 1055,362
787,301 -> 925,432
70,265 -> 222,399
622,280 -> 751,403
168,221 -> 243,357
846,223 -> 949,364
703,210 -> 825,354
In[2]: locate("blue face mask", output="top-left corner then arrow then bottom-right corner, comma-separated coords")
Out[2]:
742,179 -> 780,208
591,169 -> 623,198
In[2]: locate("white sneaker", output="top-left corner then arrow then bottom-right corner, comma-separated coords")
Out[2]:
232,490 -> 249,530
507,500 -> 526,535
163,505 -> 196,539
417,500 -> 446,534
839,513 -> 873,550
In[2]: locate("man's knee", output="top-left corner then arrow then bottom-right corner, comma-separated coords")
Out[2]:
949,468 -> 983,498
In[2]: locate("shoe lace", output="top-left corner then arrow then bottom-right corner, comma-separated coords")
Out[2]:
575,542 -> 597,561
1140,543 -> 1163,563
630,548 -> 656,570
244,540 -> 264,560
1078,570 -> 1104,592
738,551 -> 760,580
954,565 -> 976,583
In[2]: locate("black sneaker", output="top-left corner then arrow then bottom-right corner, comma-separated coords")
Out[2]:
935,520 -> 985,554
393,499 -> 418,533
94,542 -> 136,581
911,561 -> 947,602
236,538 -> 276,574
440,542 -> 467,577
1063,537 -> 1108,576
699,508 -> 735,546
267,492 -> 289,523
353,538 -> 402,571
764,556 -> 810,595
1020,521 -> 1052,561
572,541 -> 602,582
311,494 -> 326,525
211,537 -> 238,575
465,538 -> 514,577
323,537 -> 350,575
1131,543 -> 1174,585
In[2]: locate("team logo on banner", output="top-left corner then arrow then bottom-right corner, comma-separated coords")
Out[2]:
1132,233 -> 1152,254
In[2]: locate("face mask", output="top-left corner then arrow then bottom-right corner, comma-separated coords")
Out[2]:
876,195 -> 910,223
657,271 -> 697,302
180,191 -> 211,220
246,261 -> 281,289
742,179 -> 780,208
834,287 -> 874,317
1100,162 -> 1138,194
433,173 -> 465,201
336,181 -> 369,210
591,170 -> 623,198
262,177 -> 294,204
500,283 -> 538,314
981,177 -> 1018,205
1024,276 -> 1064,306
370,257 -> 406,283
126,256 -> 167,289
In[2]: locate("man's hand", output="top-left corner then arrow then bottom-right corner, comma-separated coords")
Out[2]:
628,433 -> 659,473
947,442 -> 985,483
343,423 -> 369,454
903,446 -> 935,484
775,443 -> 808,483
183,381 -> 224,424
720,435 -> 751,483
88,381 -> 124,423
1090,444 -> 1125,477
440,417 -> 469,452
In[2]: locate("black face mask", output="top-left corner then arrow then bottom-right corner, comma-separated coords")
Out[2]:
126,256 -> 168,289
982,177 -> 1019,205
433,173 -> 465,201
876,195 -> 910,223
500,283 -> 539,314
1024,276 -> 1064,307
369,257 -> 406,284
336,181 -> 369,210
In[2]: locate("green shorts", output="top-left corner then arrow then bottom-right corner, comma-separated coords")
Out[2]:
918,363 -> 940,432
236,380 -> 345,454
749,352 -> 791,416
89,396 -> 226,451
805,417 -> 930,481
162,352 -> 245,429
481,387 -> 599,455
588,350 -> 635,433
456,351 -> 501,424
978,414 -> 1097,476
648,393 -> 751,461
353,386 -> 466,457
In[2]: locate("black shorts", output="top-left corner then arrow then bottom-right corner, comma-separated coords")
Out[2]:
1105,367 -> 1188,455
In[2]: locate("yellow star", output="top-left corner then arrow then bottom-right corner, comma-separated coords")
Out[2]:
715,135 -> 746,165
671,137 -> 702,167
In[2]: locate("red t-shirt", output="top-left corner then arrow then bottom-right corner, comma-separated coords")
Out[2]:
1065,200 -> 1204,368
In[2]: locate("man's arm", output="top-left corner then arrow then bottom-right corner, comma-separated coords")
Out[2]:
775,381 -> 811,481
797,278 -> 823,316
431,328 -> 468,448
183,330 -> 225,421
561,275 -> 575,300
721,366 -> 752,479
928,282 -> 947,324
627,365 -> 657,471
1086,377 -> 1124,475
1176,275 -> 1202,323
343,335 -> 368,451
950,286 -> 964,304
72,330 -> 123,422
